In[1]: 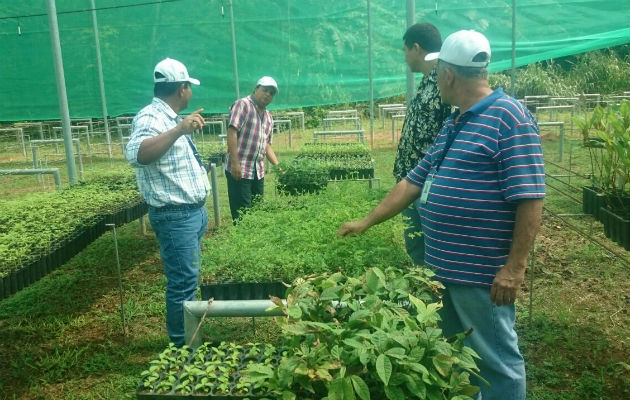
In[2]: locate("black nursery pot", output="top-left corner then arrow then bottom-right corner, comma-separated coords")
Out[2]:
601,207 -> 630,250
582,186 -> 607,222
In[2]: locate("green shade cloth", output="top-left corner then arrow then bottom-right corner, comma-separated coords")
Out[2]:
0,0 -> 627,121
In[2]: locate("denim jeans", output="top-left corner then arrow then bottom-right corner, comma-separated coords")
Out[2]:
149,206 -> 208,347
439,283 -> 526,400
401,198 -> 425,265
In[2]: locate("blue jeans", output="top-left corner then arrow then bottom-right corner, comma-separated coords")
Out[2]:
402,198 -> 425,265
149,206 -> 208,347
439,283 -> 526,400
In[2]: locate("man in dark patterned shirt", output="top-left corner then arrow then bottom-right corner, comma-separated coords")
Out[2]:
393,22 -> 451,265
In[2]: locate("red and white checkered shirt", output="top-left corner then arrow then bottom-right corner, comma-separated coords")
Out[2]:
225,95 -> 274,180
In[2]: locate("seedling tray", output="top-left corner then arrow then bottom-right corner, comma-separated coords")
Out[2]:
137,343 -> 283,399
200,281 -> 285,301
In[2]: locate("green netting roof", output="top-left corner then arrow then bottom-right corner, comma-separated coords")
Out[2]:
0,0 -> 627,121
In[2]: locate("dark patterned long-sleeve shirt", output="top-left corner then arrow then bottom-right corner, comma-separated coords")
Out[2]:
393,67 -> 451,182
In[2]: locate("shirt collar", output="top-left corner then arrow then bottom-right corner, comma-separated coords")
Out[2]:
451,88 -> 505,122
418,65 -> 439,88
152,97 -> 179,119
467,88 -> 504,115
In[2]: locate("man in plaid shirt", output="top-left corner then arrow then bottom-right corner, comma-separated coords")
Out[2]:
225,76 -> 280,223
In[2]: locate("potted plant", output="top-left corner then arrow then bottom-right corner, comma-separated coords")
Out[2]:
243,266 -> 483,400
576,100 -> 630,242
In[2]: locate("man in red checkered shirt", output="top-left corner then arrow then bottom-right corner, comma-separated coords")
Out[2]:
225,76 -> 280,223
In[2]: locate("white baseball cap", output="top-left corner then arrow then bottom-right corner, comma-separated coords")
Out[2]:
154,58 -> 200,85
256,76 -> 278,93
425,30 -> 491,68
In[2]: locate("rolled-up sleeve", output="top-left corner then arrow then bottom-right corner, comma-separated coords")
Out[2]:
125,113 -> 160,167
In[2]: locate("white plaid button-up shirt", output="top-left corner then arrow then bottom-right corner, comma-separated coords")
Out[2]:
125,98 -> 210,207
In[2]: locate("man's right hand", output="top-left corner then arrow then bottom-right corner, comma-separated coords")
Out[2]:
338,220 -> 368,237
230,163 -> 242,180
180,108 -> 205,134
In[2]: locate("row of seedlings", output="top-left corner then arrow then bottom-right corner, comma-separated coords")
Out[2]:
137,341 -> 283,399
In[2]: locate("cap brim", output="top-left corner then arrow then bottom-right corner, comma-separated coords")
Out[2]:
424,52 -> 439,61
188,77 -> 200,85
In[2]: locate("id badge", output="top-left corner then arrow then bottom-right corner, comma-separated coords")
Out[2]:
419,176 -> 433,204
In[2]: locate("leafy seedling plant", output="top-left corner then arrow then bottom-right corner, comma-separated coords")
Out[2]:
244,266 -> 484,400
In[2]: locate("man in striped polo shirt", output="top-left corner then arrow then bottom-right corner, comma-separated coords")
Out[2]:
226,76 -> 280,223
339,30 -> 545,400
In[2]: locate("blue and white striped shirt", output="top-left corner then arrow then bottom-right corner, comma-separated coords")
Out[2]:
405,89 -> 545,287
125,98 -> 210,207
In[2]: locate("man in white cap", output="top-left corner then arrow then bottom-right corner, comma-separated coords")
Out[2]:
339,30 -> 545,400
125,57 -> 210,347
225,76 -> 280,223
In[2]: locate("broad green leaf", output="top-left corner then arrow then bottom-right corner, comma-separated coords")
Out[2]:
321,287 -> 341,301
316,367 -> 334,381
331,345 -> 342,359
281,390 -> 296,400
343,338 -> 364,349
350,375 -> 371,400
349,309 -> 372,321
329,377 -> 344,400
385,347 -> 407,359
376,354 -> 392,385
404,374 -> 426,398
384,384 -> 405,400
389,372 -> 407,385
366,269 -> 380,292
358,347 -> 371,365
408,346 -> 425,362
371,331 -> 388,352
343,377 -> 357,400
287,305 -> 302,319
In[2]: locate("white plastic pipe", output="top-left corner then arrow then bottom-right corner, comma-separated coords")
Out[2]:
0,168 -> 62,190
183,299 -> 286,348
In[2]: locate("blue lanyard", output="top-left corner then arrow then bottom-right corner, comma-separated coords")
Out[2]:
185,135 -> 205,169
431,128 -> 458,174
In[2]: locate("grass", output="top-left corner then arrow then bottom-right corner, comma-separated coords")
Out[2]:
0,112 -> 628,399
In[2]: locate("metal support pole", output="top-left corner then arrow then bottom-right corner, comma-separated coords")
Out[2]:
90,0 -> 112,159
106,223 -> 128,336
405,0 -> 416,106
209,163 -> 221,229
32,145 -> 41,183
74,140 -> 84,180
46,0 -> 78,185
228,1 -> 240,99
139,215 -> 147,235
288,123 -> 292,148
528,243 -> 535,325
510,0 -> 516,97
367,0 -> 374,148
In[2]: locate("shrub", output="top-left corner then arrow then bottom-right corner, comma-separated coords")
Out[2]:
245,266 -> 482,400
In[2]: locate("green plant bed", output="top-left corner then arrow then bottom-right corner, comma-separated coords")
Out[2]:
137,342 -> 281,399
329,167 -> 374,180
200,183 -> 410,284
275,158 -> 329,196
297,142 -> 371,159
